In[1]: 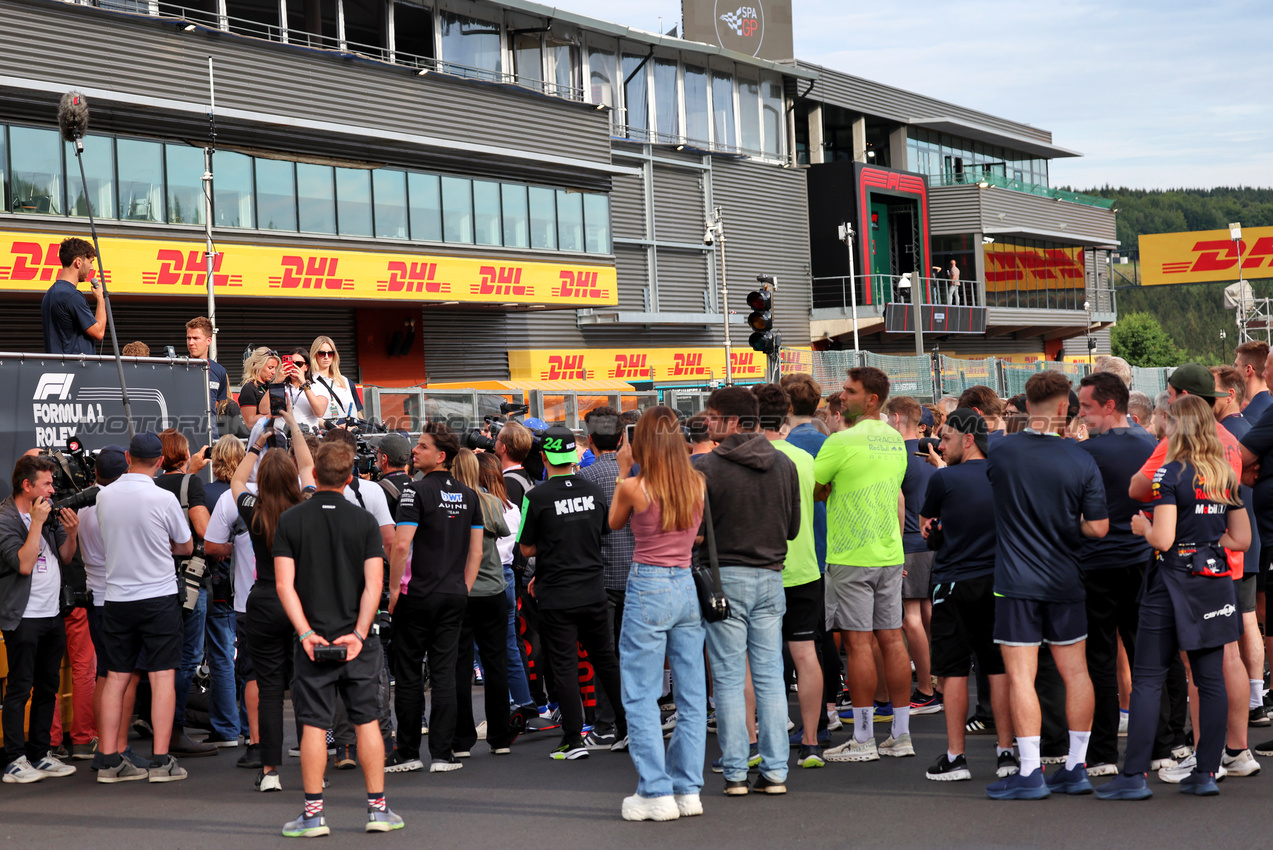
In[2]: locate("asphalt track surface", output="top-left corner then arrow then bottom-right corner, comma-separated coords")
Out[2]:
1,695 -> 1268,850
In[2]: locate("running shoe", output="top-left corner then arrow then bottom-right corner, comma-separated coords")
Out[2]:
997,751 -> 1021,777
1045,763 -> 1093,795
582,730 -> 616,750
1094,772 -> 1152,801
826,710 -> 843,731
797,744 -> 825,768
674,793 -> 703,816
366,809 -> 405,832
255,768 -> 282,792
723,779 -> 749,796
965,716 -> 994,735
1159,753 -> 1227,784
824,737 -> 878,763
2,756 -> 44,784
879,733 -> 915,758
31,754 -> 76,778
621,794 -> 680,822
706,710 -> 717,733
1249,707 -> 1271,727
202,731 -> 238,749
610,736 -> 630,753
282,813 -> 329,838
753,775 -> 787,794
1179,771 -> 1220,796
910,690 -> 943,715
1086,762 -> 1118,777
1221,748 -> 1260,776
986,769 -> 1050,800
430,757 -> 463,772
788,727 -> 832,747
1254,739 -> 1273,757
383,752 -> 423,773
873,701 -> 894,723
926,752 -> 971,781
549,740 -> 589,761
72,739 -> 99,760
748,743 -> 761,768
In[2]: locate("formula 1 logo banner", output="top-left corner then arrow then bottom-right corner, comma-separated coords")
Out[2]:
0,230 -> 618,307
0,354 -> 210,493
1139,226 -> 1273,286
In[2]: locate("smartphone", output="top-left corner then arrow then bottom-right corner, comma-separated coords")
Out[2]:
625,423 -> 636,447
201,446 -> 211,460
268,383 -> 287,415
313,644 -> 347,662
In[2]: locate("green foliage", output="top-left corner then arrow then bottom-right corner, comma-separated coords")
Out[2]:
1111,312 -> 1185,367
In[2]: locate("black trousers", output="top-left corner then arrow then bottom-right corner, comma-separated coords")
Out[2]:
1084,566 -> 1142,766
393,591 -> 465,761
454,592 -> 512,750
538,600 -> 626,741
244,588 -> 295,767
517,579 -> 552,707
592,588 -> 626,735
2,616 -> 65,765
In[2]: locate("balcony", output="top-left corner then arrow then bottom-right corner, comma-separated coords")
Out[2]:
931,171 -> 1114,209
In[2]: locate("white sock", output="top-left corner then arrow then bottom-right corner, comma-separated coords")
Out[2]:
947,750 -> 961,762
663,670 -> 672,697
891,705 -> 911,738
1018,736 -> 1041,776
1066,729 -> 1091,771
1251,680 -> 1263,710
853,706 -> 874,743
996,746 -> 1014,758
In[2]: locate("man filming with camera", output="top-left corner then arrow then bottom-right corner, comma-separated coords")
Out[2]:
374,433 -> 413,520
0,455 -> 81,783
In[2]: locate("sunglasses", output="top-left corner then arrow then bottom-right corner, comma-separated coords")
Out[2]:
291,359 -> 307,367
316,350 -> 335,357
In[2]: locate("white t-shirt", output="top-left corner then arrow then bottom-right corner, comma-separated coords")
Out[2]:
20,511 -> 60,618
497,502 -> 521,567
286,382 -> 325,430
97,472 -> 192,603
344,478 -> 393,529
78,502 -> 107,602
315,374 -> 356,419
204,485 -> 257,614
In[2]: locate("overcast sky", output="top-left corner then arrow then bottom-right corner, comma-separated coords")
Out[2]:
552,0 -> 1272,190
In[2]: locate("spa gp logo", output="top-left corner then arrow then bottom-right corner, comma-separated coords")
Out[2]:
719,6 -> 759,37
715,2 -> 764,55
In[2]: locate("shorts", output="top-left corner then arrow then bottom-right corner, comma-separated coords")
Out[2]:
235,611 -> 256,682
291,636 -> 383,729
1241,574 -> 1258,614
930,575 -> 1004,677
782,578 -> 824,642
902,551 -> 935,599
825,563 -> 903,632
101,595 -> 182,673
993,596 -> 1087,647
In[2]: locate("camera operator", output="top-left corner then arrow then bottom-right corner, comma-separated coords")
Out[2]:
42,237 -> 105,356
239,347 -> 281,431
0,455 -> 80,783
374,433 -> 414,519
153,429 -> 219,759
275,441 -> 403,837
279,348 -> 327,431
94,432 -> 194,784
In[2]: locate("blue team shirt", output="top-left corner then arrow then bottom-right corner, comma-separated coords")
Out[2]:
987,431 -> 1108,602
1219,413 -> 1261,575
41,279 -> 97,355
1245,391 -> 1272,426
785,422 -> 828,571
901,439 -> 936,554
1076,426 -> 1157,571
919,458 -> 997,582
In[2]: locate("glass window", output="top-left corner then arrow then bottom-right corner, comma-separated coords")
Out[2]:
438,11 -> 502,78
622,53 -> 649,131
255,159 -> 297,231
545,39 -> 578,97
653,58 -> 679,139
684,65 -> 709,144
408,172 -> 442,241
335,167 -> 372,236
11,126 -> 63,215
213,151 -> 253,228
373,169 -> 407,239
514,32 -> 543,88
65,135 -> 115,219
738,75 -> 760,152
441,176 -> 473,243
501,183 -> 529,248
0,127 -> 6,212
473,179 -> 501,246
557,190 -> 583,252
762,75 -> 783,157
583,193 -> 610,254
117,138 -> 164,222
587,45 -> 616,107
528,185 -> 557,250
711,70 -> 736,149
296,163 -> 336,234
165,144 -> 205,225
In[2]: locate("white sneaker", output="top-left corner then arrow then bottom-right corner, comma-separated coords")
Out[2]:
879,733 -> 915,758
674,793 -> 703,817
475,721 -> 488,740
826,710 -> 843,732
825,737 -> 879,763
1150,757 -> 1178,770
1159,753 -> 1229,783
1117,711 -> 1129,737
1086,762 -> 1118,777
2,756 -> 44,784
32,754 -> 76,778
621,794 -> 681,822
255,769 -> 282,792
1222,748 -> 1261,777
786,718 -> 796,732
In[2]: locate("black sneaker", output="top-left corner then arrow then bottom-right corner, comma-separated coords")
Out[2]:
723,778 -> 749,796
550,739 -> 589,761
1254,740 -> 1273,757
926,752 -> 972,781
1250,707 -> 1271,727
753,775 -> 787,794
202,731 -> 238,748
997,750 -> 1021,777
236,744 -> 262,769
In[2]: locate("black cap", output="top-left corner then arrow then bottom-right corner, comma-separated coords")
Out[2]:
540,425 -> 578,465
128,431 -> 163,460
944,408 -> 989,456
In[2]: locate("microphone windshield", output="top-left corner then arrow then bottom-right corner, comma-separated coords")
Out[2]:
58,91 -> 90,142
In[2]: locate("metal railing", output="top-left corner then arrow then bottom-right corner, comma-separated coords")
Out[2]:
930,171 -> 1115,209
811,274 -> 985,315
361,387 -> 660,433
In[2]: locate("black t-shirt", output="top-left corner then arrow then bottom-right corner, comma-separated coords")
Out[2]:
1151,461 -> 1233,550
273,490 -> 384,640
901,439 -> 936,554
987,431 -> 1108,602
503,467 -> 532,507
517,473 -> 608,610
377,471 -> 413,521
155,472 -> 207,573
1076,427 -> 1157,571
920,458 -> 997,582
41,279 -> 96,355
238,381 -> 267,414
396,470 -> 481,598
238,491 -> 278,586
1240,409 -> 1273,542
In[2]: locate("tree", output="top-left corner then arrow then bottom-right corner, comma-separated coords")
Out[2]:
1111,312 -> 1185,367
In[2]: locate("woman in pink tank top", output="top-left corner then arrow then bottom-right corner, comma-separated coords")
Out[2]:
609,406 -> 706,822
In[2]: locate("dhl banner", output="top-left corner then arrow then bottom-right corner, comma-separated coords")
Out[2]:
1139,226 -> 1273,286
509,347 -> 769,384
0,230 -> 618,307
984,242 -> 1085,292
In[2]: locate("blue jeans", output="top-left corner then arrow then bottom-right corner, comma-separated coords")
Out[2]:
204,600 -> 239,739
504,564 -> 534,708
704,567 -> 788,782
620,564 -> 707,798
174,586 -> 207,727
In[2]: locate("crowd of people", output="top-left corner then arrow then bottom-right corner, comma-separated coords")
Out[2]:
13,237 -> 1273,827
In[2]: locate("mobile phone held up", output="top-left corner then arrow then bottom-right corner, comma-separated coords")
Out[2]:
268,383 -> 287,415
625,423 -> 636,448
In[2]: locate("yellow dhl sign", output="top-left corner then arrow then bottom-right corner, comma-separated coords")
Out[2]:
0,230 -> 617,306
1139,226 -> 1273,286
509,347 -> 770,383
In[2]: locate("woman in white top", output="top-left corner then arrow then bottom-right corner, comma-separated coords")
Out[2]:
279,348 -> 327,430
309,335 -> 359,421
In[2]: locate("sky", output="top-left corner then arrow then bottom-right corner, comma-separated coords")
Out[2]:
548,0 -> 1273,190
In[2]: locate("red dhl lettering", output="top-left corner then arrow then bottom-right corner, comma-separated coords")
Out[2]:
540,354 -> 588,381
731,352 -> 762,374
378,261 -> 453,294
609,353 -> 649,379
141,249 -> 236,288
0,241 -> 112,285
556,270 -> 609,300
1174,237 -> 1273,274
984,249 -> 1084,284
473,265 -> 531,297
269,256 -> 352,290
672,353 -> 707,377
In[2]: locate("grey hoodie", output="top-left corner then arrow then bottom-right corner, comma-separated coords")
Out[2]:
696,432 -> 800,570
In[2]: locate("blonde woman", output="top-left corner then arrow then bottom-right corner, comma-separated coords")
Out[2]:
239,347 -> 281,430
1099,395 -> 1250,800
309,336 -> 361,421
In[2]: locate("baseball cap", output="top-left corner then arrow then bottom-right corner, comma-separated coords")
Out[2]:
1169,363 -> 1223,399
377,432 -> 412,466
128,431 -> 163,460
94,445 -> 128,479
540,425 -> 579,466
944,408 -> 989,456
919,406 -> 936,429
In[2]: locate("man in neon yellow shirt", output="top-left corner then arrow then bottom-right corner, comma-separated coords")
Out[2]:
815,367 -> 910,764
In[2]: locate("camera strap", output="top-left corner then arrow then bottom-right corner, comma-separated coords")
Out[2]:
702,489 -> 724,599
350,475 -> 367,509
179,473 -> 192,522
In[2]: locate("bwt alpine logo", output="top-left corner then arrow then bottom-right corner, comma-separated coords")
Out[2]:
34,374 -> 75,401
719,5 -> 759,36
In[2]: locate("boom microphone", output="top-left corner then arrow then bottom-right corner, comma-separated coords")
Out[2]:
58,91 -> 89,148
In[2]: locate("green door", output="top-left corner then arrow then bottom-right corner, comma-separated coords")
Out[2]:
869,200 -> 891,304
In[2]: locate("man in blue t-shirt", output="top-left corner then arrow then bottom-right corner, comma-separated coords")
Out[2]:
1075,372 -> 1156,774
41,237 -> 106,356
185,317 -> 228,438
984,371 -> 1109,800
1234,341 -> 1272,423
